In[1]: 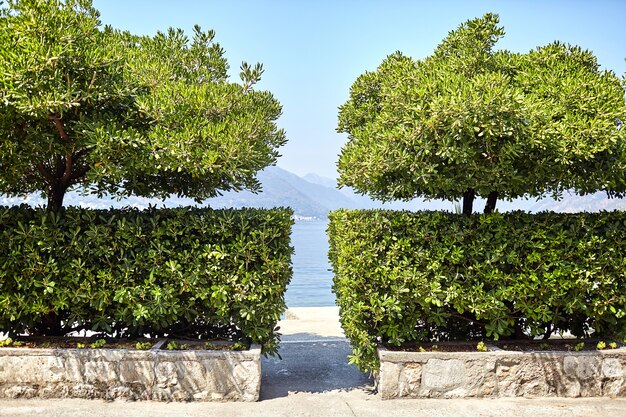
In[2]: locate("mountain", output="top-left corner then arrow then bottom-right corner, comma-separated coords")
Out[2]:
529,192 -> 626,213
0,167 -> 374,217
291,174 -> 626,214
207,167 -> 455,216
302,172 -> 452,212
206,166 -> 358,218
2,167 -> 624,216
302,173 -> 337,189
0,167 -> 358,217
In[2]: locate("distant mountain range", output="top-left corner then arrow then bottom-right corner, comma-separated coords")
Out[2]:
529,191 -> 626,213
205,167 -> 358,218
205,166 -> 446,217
206,167 -> 626,216
1,166 -> 624,217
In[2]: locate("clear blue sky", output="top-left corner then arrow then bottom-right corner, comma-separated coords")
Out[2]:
94,0 -> 626,179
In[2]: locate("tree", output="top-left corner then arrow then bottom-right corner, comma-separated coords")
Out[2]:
0,0 -> 286,211
337,13 -> 626,214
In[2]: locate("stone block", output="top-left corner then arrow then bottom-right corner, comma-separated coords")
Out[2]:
378,361 -> 401,399
155,361 -> 179,388
0,355 -> 66,384
62,357 -> 84,383
205,359 -> 239,395
118,360 -> 154,385
0,344 -> 261,401
84,360 -> 118,384
400,362 -> 423,396
602,358 -> 624,379
70,383 -> 98,399
173,360 -> 207,394
377,347 -> 626,399
3,385 -> 38,399
563,356 -> 601,380
421,359 -> 466,391
464,358 -> 496,397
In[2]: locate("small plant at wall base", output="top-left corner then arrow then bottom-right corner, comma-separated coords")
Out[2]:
90,339 -> 106,349
166,341 -> 188,351
0,338 -> 22,347
136,342 -> 152,350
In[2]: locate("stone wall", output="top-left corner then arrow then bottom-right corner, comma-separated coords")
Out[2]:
378,346 -> 626,399
0,344 -> 261,401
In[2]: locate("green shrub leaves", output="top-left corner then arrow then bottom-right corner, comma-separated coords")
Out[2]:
0,206 -> 293,355
336,14 -> 626,214
329,209 -> 626,372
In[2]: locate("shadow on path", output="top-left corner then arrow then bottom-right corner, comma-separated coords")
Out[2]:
260,334 -> 374,400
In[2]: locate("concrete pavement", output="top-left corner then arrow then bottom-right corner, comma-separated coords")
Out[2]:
3,394 -> 626,417
2,307 -> 626,417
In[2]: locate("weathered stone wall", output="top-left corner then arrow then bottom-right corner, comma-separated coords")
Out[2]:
378,347 -> 626,399
0,344 -> 261,401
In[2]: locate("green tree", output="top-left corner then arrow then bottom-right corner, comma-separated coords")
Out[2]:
337,13 -> 626,214
0,0 -> 286,210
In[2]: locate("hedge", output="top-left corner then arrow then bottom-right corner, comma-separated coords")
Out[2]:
0,206 -> 293,355
328,209 -> 626,372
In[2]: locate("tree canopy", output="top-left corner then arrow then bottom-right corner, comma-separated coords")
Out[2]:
0,0 -> 286,210
337,13 -> 626,214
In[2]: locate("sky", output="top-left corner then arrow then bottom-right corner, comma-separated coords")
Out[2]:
94,0 -> 626,179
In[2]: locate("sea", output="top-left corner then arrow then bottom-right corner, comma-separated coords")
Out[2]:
285,220 -> 335,307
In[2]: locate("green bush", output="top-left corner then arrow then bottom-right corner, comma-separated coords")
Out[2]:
0,206 -> 293,355
329,209 -> 626,372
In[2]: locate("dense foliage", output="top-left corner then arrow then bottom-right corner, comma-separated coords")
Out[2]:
0,0 -> 286,210
329,209 -> 626,372
337,13 -> 626,214
0,206 -> 293,355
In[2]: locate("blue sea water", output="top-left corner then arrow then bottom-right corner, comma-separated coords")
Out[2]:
285,220 -> 336,307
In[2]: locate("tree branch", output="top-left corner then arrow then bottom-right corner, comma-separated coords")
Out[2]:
36,162 -> 54,183
65,149 -> 92,184
61,151 -> 73,183
87,70 -> 97,92
74,148 -> 90,160
448,311 -> 478,324
17,122 -> 28,141
484,191 -> 499,214
55,155 -> 64,178
48,114 -> 70,141
68,165 -> 91,184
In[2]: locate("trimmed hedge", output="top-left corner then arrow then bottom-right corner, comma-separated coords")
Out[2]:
329,209 -> 626,372
0,206 -> 293,355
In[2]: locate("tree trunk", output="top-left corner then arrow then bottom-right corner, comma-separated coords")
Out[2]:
513,318 -> 529,340
47,181 -> 67,211
462,189 -> 475,215
34,312 -> 65,336
484,191 -> 499,214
